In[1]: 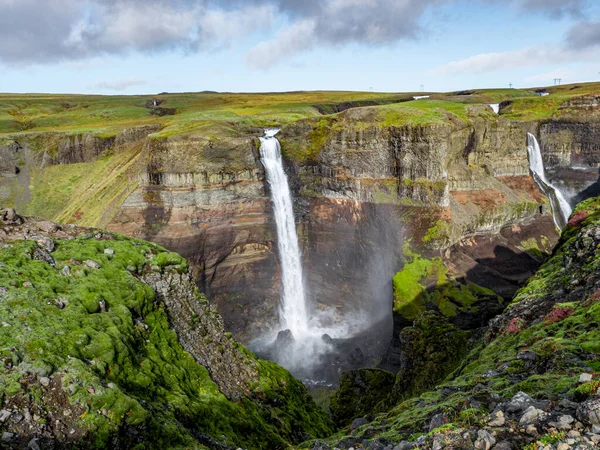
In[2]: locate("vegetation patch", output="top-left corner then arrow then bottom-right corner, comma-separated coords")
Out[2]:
0,230 -> 332,448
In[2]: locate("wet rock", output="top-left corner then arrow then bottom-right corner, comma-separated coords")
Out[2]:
474,429 -> 496,450
577,397 -> 600,425
275,329 -> 295,348
322,334 -> 333,345
348,347 -> 364,365
351,418 -> 369,430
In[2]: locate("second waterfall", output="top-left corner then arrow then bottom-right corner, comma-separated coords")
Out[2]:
259,128 -> 309,335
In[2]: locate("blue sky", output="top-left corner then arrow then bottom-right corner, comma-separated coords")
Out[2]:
0,0 -> 599,94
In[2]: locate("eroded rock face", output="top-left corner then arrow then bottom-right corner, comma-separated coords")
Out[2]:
5,109 -> 599,358
107,115 -> 561,346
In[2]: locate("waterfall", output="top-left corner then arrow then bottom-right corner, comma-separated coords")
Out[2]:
527,133 -> 572,228
489,103 -> 500,114
259,128 -> 309,334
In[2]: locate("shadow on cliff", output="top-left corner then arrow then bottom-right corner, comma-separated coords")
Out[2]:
572,168 -> 600,206
382,244 -> 549,375
462,244 -> 547,299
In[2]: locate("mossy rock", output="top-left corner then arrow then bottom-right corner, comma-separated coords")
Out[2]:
0,227 -> 333,448
330,369 -> 396,427
393,311 -> 469,399
392,247 -> 504,327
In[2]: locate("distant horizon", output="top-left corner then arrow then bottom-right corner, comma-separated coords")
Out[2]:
0,81 -> 588,97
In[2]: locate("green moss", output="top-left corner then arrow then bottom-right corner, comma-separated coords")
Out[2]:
394,312 -> 469,399
423,220 -> 451,245
392,246 -> 502,321
329,369 -> 396,426
0,233 -> 332,448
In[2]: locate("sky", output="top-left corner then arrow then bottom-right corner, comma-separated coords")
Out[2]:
0,0 -> 599,94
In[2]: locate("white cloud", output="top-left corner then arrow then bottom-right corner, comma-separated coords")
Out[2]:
430,44 -> 599,75
246,20 -> 317,69
89,77 -> 147,91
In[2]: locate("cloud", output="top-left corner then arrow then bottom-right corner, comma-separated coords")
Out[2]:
525,68 -> 576,84
512,0 -> 585,18
89,77 -> 147,91
566,20 -> 600,49
0,0 -> 273,64
247,0 -> 445,68
431,42 -> 600,76
430,46 -> 555,75
0,0 -> 594,66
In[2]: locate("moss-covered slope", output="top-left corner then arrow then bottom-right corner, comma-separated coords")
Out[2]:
0,209 -> 332,449
313,196 -> 600,449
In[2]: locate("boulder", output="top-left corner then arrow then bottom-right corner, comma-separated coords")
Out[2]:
474,429 -> 496,450
577,396 -> 600,425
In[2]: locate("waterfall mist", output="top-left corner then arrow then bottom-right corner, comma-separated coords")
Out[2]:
255,128 -> 364,383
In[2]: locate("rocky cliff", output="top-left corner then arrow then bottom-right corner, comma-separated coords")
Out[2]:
313,194 -> 600,450
2,92 -> 600,363
0,208 -> 332,449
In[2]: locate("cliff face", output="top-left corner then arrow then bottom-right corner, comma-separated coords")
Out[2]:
2,104 -> 599,350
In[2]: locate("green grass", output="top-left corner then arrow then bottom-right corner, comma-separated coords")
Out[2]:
22,143 -> 142,227
0,233 -> 333,448
2,83 -> 597,141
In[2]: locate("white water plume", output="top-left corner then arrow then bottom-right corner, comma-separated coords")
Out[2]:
259,128 -> 309,334
527,133 -> 572,229
258,128 -> 356,378
489,103 -> 500,114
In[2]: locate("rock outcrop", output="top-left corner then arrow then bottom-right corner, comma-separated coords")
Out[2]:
0,209 -> 332,449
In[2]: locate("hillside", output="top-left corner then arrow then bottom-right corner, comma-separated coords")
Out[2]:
0,208 -> 332,449
311,195 -> 600,449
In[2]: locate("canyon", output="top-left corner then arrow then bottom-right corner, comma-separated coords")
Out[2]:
2,85 -> 600,448
1,88 -> 600,381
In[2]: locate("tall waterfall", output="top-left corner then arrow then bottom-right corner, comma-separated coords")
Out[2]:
259,129 -> 309,334
527,133 -> 572,228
